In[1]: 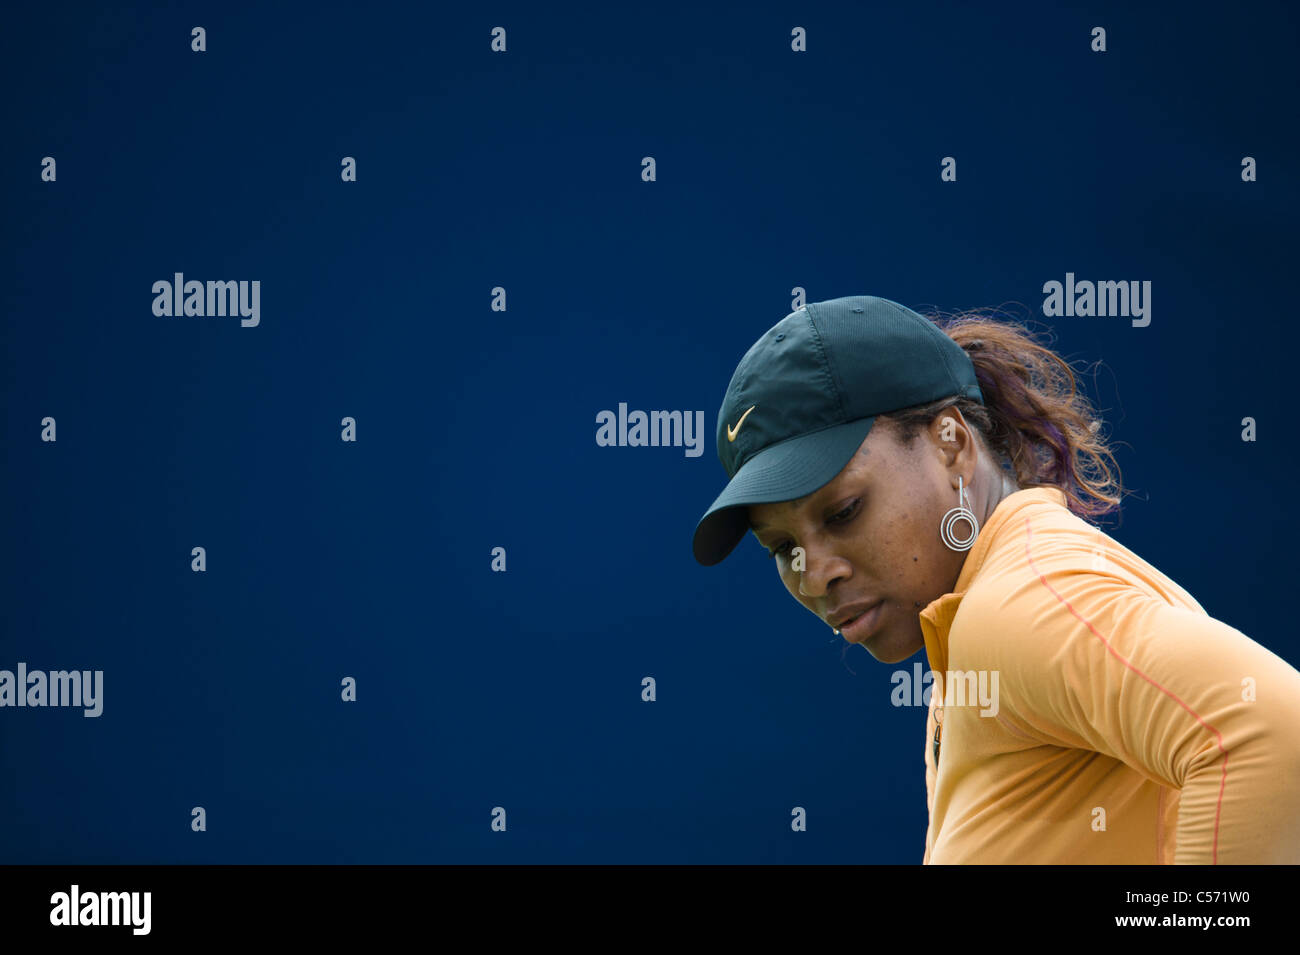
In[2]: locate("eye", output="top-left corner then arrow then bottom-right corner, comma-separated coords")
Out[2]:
764,499 -> 861,558
766,540 -> 793,559
828,499 -> 861,525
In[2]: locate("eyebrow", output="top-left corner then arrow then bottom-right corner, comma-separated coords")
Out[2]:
750,495 -> 815,534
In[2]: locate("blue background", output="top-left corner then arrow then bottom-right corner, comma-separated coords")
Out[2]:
3,0 -> 1297,863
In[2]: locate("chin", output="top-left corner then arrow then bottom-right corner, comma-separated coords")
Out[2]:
861,628 -> 926,664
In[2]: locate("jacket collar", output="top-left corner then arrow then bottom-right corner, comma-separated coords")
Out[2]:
918,486 -> 1067,675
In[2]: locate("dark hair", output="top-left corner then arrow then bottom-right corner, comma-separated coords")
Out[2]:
878,308 -> 1125,523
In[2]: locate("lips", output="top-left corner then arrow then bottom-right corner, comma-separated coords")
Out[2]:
838,601 -> 885,641
829,600 -> 883,630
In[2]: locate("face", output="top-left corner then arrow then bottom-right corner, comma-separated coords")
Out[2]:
746,412 -> 981,664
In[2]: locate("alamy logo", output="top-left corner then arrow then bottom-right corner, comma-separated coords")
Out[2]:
50,885 -> 151,935
0,663 -> 103,717
890,662 -> 999,717
1042,272 -> 1150,327
152,273 -> 260,327
595,402 -> 705,457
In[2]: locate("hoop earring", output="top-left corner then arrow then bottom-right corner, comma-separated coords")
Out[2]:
940,475 -> 979,552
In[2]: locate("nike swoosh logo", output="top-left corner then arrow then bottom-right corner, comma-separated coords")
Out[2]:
726,405 -> 756,442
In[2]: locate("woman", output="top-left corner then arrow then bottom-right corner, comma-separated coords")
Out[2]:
691,294 -> 1300,864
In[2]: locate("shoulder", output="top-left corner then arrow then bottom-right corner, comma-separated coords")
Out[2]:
950,512 -> 1193,672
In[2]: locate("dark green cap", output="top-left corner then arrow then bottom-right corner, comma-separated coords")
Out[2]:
691,295 -> 984,566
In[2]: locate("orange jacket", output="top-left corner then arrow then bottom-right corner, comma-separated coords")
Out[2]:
918,487 -> 1300,863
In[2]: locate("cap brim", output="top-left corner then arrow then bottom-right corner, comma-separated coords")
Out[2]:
691,416 -> 877,566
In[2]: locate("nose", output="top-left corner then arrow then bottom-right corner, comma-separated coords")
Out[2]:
796,545 -> 848,598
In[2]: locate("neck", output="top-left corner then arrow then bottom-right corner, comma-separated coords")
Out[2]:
978,464 -> 1018,528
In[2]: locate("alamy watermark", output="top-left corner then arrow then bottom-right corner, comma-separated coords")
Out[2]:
152,273 -> 260,327
595,402 -> 705,457
891,662 -> 999,717
50,885 -> 150,935
0,663 -> 103,717
1042,272 -> 1150,327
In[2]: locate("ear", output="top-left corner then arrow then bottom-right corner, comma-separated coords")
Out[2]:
929,408 -> 967,450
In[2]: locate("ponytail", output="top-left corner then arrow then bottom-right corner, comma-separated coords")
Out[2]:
882,308 -> 1125,522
